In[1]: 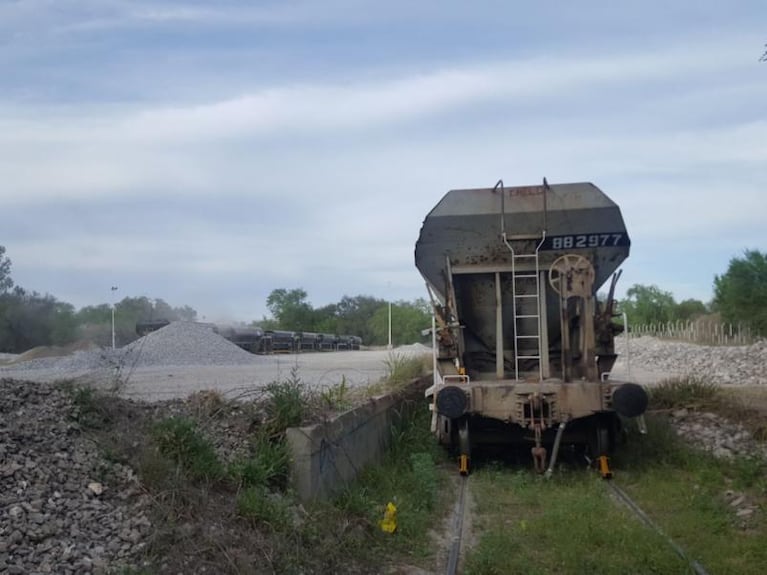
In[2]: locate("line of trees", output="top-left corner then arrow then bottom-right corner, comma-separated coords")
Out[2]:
0,245 -> 430,353
619,250 -> 767,337
259,288 -> 431,347
0,246 -> 197,353
2,243 -> 763,352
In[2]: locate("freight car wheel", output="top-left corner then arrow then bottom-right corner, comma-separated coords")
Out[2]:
588,413 -> 619,459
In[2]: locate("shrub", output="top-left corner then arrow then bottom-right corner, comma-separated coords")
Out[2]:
229,433 -> 290,490
264,370 -> 307,434
649,376 -> 719,410
151,417 -> 223,482
236,486 -> 291,529
382,353 -> 427,387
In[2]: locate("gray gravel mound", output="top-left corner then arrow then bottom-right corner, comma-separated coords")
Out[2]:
115,321 -> 261,368
0,321 -> 262,383
0,349 -> 115,380
615,336 -> 767,386
0,379 -> 150,573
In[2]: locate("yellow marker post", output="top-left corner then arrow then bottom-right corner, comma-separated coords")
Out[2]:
380,502 -> 397,533
598,455 -> 613,479
459,454 -> 469,475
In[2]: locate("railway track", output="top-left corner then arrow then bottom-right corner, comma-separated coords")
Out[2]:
603,479 -> 710,575
444,475 -> 469,575
442,463 -> 711,575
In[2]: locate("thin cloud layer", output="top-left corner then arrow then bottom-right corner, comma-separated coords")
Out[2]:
1,2 -> 765,318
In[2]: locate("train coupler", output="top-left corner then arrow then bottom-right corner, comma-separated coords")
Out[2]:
598,455 -> 613,479
459,454 -> 470,475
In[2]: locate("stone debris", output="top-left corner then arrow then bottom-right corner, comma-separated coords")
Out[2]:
115,321 -> 261,367
614,335 -> 767,386
0,321 -> 262,382
669,409 -> 767,460
0,379 -> 150,574
723,489 -> 760,527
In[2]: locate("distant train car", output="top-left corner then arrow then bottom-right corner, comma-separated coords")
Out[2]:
349,336 -> 362,350
156,323 -> 366,355
226,327 -> 265,353
296,331 -> 319,352
415,179 -> 647,475
263,330 -> 299,353
135,319 -> 171,336
318,333 -> 338,351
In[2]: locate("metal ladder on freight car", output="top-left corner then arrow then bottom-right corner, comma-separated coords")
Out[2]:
493,179 -> 548,381
506,236 -> 545,381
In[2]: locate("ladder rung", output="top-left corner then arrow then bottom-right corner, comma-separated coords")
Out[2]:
517,355 -> 541,360
516,335 -> 539,339
506,234 -> 542,241
513,254 -> 538,259
516,314 -> 539,319
514,274 -> 537,279
514,294 -> 539,299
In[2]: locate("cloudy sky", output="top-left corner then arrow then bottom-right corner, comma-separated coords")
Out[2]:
1,1 -> 765,321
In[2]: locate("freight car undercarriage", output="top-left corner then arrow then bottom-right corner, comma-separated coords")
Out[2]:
427,377 -> 637,474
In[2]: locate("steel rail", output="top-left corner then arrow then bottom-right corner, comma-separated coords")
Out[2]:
445,475 -> 469,575
604,480 -> 710,575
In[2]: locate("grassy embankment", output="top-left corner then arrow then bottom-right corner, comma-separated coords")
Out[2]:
464,377 -> 767,575
65,353 -> 452,574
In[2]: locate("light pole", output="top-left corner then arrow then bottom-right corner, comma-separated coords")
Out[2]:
111,286 -> 119,349
387,281 -> 393,349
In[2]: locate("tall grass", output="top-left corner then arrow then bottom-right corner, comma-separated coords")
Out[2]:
648,376 -> 720,410
382,352 -> 429,387
151,417 -> 224,483
263,368 -> 307,434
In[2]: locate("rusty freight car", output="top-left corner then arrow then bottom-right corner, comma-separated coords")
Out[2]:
415,179 -> 647,475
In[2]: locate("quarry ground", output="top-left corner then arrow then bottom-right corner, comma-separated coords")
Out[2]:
109,349 -> 414,401
2,329 -> 767,574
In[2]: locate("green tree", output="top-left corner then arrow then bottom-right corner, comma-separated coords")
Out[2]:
173,304 -> 198,321
619,284 -> 677,326
266,288 -> 315,331
334,295 -> 386,343
370,299 -> 431,346
313,303 -> 339,334
713,249 -> 767,336
0,289 -> 78,352
0,245 -> 13,293
675,298 -> 708,321
76,296 -> 198,346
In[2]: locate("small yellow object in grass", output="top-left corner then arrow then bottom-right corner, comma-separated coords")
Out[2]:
380,502 -> 398,533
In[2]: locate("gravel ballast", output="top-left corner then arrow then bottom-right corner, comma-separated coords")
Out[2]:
0,379 -> 150,574
1,331 -> 766,573
611,336 -> 767,386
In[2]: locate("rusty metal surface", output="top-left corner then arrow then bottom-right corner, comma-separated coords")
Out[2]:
467,380 -> 612,426
415,182 -> 629,299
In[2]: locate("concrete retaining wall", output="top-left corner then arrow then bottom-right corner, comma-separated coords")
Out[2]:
286,378 -> 429,502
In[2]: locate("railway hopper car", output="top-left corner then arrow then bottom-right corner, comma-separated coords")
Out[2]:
415,179 -> 647,474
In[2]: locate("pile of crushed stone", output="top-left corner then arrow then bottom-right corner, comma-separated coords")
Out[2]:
115,321 -> 261,368
395,343 -> 432,355
669,408 -> 767,460
0,322 -> 262,383
612,336 -> 767,386
0,379 -> 151,574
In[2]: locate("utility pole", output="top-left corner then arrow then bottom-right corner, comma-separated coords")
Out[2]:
111,286 -> 119,349
387,300 -> 392,349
